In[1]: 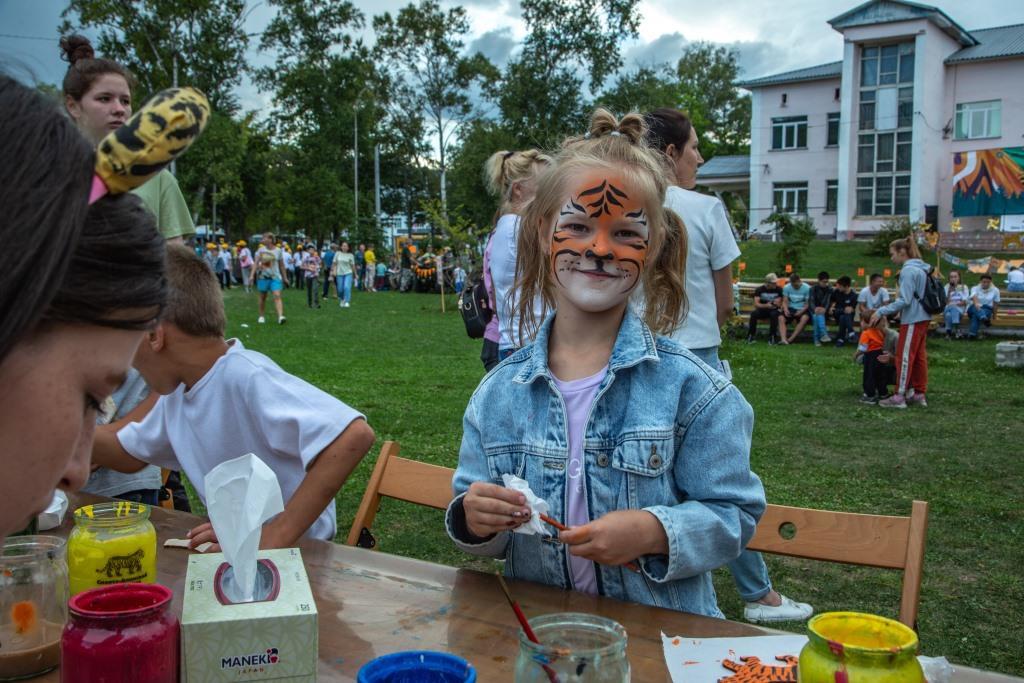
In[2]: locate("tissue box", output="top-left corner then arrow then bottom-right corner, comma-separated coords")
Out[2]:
181,548 -> 318,682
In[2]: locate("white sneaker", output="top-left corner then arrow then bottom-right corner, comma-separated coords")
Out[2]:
344,302 -> 350,308
257,316 -> 266,324
820,335 -> 832,343
278,316 -> 286,325
743,595 -> 814,623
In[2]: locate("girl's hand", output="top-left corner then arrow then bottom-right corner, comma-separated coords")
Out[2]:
187,522 -> 221,553
463,482 -> 532,538
559,510 -> 668,566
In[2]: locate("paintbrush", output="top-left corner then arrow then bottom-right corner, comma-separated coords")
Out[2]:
496,573 -> 559,683
539,514 -> 641,573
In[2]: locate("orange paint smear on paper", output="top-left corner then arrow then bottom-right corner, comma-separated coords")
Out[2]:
12,601 -> 38,634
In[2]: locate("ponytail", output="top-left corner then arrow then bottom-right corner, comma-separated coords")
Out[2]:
889,236 -> 921,260
483,149 -> 552,216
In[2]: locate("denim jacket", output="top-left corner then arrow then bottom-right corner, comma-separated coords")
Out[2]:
445,310 -> 765,617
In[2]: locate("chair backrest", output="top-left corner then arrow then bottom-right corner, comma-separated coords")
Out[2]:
746,501 -> 929,630
345,441 -> 454,548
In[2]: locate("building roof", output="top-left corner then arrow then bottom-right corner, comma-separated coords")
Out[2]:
697,155 -> 750,179
736,61 -> 842,89
946,24 -> 1024,64
828,0 -> 977,47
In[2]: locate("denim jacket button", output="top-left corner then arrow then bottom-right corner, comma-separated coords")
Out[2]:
596,453 -> 610,467
649,453 -> 663,468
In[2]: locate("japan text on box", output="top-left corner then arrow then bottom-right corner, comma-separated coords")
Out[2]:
182,548 -> 318,682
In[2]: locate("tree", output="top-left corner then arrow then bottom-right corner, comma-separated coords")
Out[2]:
60,0 -> 252,114
373,1 -> 498,219
596,65 -> 680,117
676,42 -> 751,158
446,119 -> 519,235
255,0 -> 380,242
498,0 -> 642,145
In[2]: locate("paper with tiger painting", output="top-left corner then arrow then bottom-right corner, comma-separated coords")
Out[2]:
661,633 -> 808,682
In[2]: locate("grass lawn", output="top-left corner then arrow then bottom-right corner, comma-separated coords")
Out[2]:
736,239 -> 1021,289
206,275 -> 1023,675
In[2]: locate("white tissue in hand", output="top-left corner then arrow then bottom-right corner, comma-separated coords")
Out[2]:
205,453 -> 284,602
501,474 -> 549,535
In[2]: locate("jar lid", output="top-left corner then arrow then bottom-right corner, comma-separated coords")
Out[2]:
69,583 -> 171,619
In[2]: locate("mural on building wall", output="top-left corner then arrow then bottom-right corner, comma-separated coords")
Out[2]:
953,147 -> 1024,216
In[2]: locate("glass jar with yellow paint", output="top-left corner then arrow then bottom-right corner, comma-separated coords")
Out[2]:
799,612 -> 924,683
67,502 -> 157,596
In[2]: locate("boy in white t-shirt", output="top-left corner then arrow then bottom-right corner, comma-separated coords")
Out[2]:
92,245 -> 375,549
967,274 -> 1001,339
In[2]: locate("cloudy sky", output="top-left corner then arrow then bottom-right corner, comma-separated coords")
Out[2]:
4,0 -> 1024,113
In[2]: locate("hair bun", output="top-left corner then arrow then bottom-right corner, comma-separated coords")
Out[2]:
59,35 -> 95,66
587,108 -> 647,145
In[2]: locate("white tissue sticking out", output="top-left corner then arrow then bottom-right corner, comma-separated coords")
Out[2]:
501,474 -> 549,535
205,453 -> 284,602
37,490 -> 68,531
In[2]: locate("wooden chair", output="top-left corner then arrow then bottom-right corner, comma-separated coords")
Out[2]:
346,441 -> 455,550
746,501 -> 929,630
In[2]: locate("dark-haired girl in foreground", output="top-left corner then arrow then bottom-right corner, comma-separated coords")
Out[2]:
0,75 -> 167,540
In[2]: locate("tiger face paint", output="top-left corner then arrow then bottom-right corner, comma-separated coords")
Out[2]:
549,169 -> 650,313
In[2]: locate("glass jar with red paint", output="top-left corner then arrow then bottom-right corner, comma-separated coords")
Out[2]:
61,583 -> 179,683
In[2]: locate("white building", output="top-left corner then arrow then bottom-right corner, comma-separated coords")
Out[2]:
738,0 -> 1024,238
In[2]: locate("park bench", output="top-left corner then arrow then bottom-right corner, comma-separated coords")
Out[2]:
732,281 -> 1024,338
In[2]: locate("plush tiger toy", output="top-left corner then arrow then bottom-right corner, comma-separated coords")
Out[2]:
89,86 -> 210,203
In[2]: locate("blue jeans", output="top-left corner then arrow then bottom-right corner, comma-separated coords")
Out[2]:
944,306 -> 964,331
336,274 -> 353,304
968,304 -> 993,336
1008,282 -> 1024,293
688,346 -> 773,602
812,313 -> 828,342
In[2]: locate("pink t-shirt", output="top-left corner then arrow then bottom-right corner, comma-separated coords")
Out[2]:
552,366 -> 607,595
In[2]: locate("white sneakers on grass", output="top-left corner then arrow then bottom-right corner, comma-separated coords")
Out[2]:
744,595 -> 814,623
258,316 -> 266,324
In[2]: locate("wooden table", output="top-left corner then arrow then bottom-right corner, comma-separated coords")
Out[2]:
39,494 -> 1022,682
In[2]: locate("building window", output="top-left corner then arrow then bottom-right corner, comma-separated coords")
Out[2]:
826,180 -> 838,213
861,43 -> 914,88
771,116 -> 807,150
834,87 -> 841,101
827,113 -> 840,146
773,182 -> 808,215
955,100 -> 1001,139
781,93 -> 788,106
855,175 -> 910,216
857,41 -> 913,217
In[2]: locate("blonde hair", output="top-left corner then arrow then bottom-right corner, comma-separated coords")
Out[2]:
889,236 -> 921,259
513,108 -> 688,340
484,149 -> 552,216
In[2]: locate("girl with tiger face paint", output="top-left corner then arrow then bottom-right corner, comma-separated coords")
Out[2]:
450,113 -> 764,618
550,169 -> 650,314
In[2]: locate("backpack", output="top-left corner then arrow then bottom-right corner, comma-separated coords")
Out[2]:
459,277 -> 493,339
915,266 -> 947,315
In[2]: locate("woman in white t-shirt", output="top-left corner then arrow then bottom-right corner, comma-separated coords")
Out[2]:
643,108 -> 739,367
643,107 -> 813,625
483,148 -> 552,360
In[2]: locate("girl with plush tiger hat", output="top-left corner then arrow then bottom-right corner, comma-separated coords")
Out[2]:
60,35 -> 196,245
446,109 -> 765,617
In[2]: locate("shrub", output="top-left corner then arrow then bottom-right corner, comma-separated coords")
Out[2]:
867,216 -> 913,256
763,211 -> 817,273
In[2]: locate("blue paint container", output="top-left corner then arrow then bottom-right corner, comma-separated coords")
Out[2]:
357,651 -> 477,683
